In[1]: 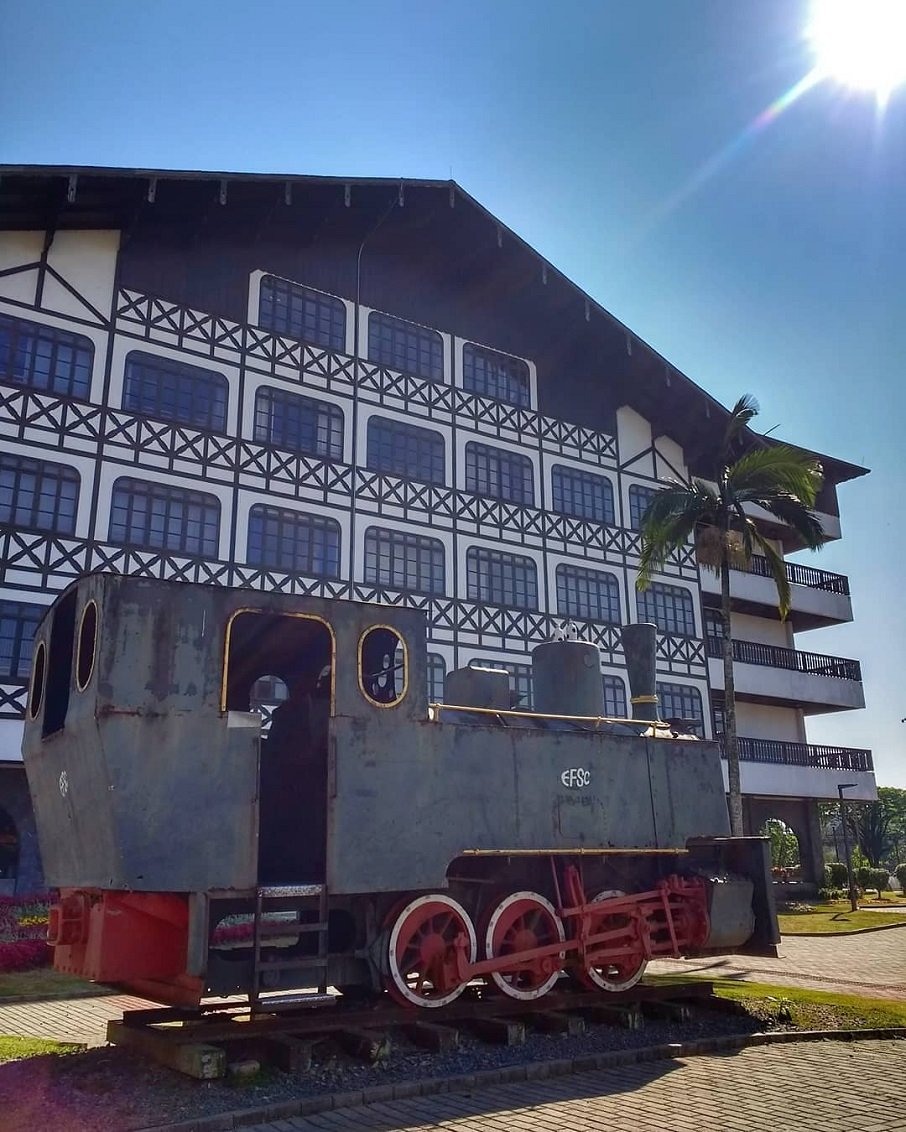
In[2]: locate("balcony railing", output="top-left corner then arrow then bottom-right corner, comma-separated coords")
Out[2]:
705,635 -> 861,682
723,736 -> 873,773
736,555 -> 850,596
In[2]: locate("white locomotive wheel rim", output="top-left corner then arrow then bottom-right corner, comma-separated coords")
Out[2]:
485,890 -> 566,1001
387,894 -> 477,1008
583,889 -> 647,993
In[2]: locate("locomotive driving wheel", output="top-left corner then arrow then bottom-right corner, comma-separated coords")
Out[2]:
384,894 -> 476,1008
574,889 -> 647,992
483,891 -> 565,1000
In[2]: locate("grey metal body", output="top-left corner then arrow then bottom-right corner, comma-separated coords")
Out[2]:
23,574 -> 731,899
531,640 -> 605,717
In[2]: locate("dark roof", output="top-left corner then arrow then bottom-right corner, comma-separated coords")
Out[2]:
0,164 -> 868,487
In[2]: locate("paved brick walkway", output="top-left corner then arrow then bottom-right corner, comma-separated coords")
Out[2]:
245,1040 -> 906,1131
649,926 -> 906,999
0,992 -> 154,1046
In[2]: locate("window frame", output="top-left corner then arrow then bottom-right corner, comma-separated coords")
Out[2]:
602,674 -> 628,718
253,386 -> 344,460
0,600 -> 45,681
0,312 -> 93,399
0,453 -> 80,536
628,483 -> 659,531
258,275 -> 347,351
122,350 -> 229,432
367,311 -> 444,382
465,546 -> 539,611
637,581 -> 697,638
556,564 -> 621,624
363,526 -> 446,596
551,465 -> 615,525
246,504 -> 341,578
464,442 -> 534,505
656,681 -> 705,736
108,477 -> 221,557
461,342 -> 530,407
366,416 -> 446,486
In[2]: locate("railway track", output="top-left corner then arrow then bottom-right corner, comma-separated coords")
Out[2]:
108,979 -> 719,1079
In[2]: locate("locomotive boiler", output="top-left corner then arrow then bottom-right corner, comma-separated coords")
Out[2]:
22,574 -> 778,1010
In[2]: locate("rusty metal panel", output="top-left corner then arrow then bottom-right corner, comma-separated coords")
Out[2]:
326,714 -> 730,895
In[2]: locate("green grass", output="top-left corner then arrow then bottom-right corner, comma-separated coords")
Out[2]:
778,908 -> 906,934
0,1036 -> 83,1063
647,974 -> 906,1029
0,968 -> 106,1001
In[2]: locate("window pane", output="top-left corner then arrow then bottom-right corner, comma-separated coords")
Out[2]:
253,387 -> 344,459
0,601 -> 44,679
466,547 -> 538,610
258,276 -> 346,351
0,454 -> 79,535
657,682 -> 704,735
462,343 -> 529,407
366,417 -> 445,485
0,313 -> 93,398
556,565 -> 621,623
637,583 -> 696,637
474,658 -> 534,708
629,484 -> 658,530
426,653 -> 446,703
123,351 -> 228,431
363,527 -> 446,595
367,312 -> 443,382
551,465 -> 615,524
247,505 -> 340,576
109,477 -> 220,556
464,443 -> 534,505
602,674 -> 627,717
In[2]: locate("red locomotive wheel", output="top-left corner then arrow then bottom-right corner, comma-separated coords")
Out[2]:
484,891 -> 565,1001
385,894 -> 476,1008
574,889 -> 647,992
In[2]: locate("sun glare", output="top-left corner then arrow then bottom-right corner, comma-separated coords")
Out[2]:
808,0 -> 906,103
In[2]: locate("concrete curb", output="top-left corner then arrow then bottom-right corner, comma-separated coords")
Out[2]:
143,1027 -> 906,1132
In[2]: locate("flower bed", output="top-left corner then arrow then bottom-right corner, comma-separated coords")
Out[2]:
0,893 -> 54,972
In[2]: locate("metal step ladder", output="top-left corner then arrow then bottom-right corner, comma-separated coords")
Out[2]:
249,884 -> 334,1012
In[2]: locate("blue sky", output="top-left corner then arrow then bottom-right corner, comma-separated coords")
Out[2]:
2,0 -> 904,786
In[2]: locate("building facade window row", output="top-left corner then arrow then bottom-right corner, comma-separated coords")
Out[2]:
0,312 -> 93,400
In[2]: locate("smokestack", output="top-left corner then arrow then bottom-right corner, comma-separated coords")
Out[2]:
621,623 -> 659,723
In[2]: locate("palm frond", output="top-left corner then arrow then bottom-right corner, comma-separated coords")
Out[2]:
637,510 -> 704,588
720,394 -> 759,460
739,492 -> 826,550
746,521 -> 792,619
728,445 -> 823,506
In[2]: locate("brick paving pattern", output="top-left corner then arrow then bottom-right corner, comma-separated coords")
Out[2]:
246,1040 -> 906,1132
649,926 -> 906,999
0,992 -> 154,1046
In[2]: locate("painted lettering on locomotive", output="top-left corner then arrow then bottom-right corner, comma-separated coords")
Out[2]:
23,574 -> 778,1009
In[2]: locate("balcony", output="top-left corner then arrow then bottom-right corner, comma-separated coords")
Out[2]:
700,555 -> 852,628
706,636 -> 864,713
717,737 -> 876,802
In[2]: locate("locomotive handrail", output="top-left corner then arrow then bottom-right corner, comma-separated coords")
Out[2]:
429,701 -> 676,731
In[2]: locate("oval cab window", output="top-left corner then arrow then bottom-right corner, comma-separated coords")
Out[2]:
359,626 -> 408,707
76,600 -> 98,691
29,640 -> 47,719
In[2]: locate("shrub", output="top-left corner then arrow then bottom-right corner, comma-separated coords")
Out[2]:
867,868 -> 890,897
816,887 -> 841,902
855,865 -> 873,892
825,862 -> 849,889
895,864 -> 906,892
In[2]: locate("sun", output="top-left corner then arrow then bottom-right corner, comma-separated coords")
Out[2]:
807,0 -> 906,103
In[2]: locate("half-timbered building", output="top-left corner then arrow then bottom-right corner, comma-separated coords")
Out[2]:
0,167 -> 875,893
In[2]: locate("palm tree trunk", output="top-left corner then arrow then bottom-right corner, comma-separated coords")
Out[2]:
720,558 -> 744,836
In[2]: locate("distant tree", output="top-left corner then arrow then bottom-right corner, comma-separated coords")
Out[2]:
636,395 -> 824,836
763,818 -> 800,870
855,788 -> 906,867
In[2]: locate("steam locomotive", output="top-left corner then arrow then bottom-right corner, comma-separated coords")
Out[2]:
23,574 -> 778,1010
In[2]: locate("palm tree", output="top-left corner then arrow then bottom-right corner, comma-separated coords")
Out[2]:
635,395 -> 825,836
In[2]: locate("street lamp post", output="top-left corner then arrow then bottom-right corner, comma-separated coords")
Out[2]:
838,783 -> 858,913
